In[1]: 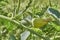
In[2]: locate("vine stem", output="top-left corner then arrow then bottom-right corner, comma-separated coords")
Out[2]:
0,15 -> 49,40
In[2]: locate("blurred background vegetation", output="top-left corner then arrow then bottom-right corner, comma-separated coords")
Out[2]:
0,0 -> 60,40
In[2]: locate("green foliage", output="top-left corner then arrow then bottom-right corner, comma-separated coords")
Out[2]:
0,0 -> 60,40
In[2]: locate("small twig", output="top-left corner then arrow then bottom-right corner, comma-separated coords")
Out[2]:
12,0 -> 32,19
49,0 -> 52,7
16,0 -> 20,14
13,0 -> 17,17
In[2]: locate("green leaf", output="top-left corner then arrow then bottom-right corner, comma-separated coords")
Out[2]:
50,22 -> 60,31
9,34 -> 16,40
48,8 -> 60,18
21,30 -> 30,40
